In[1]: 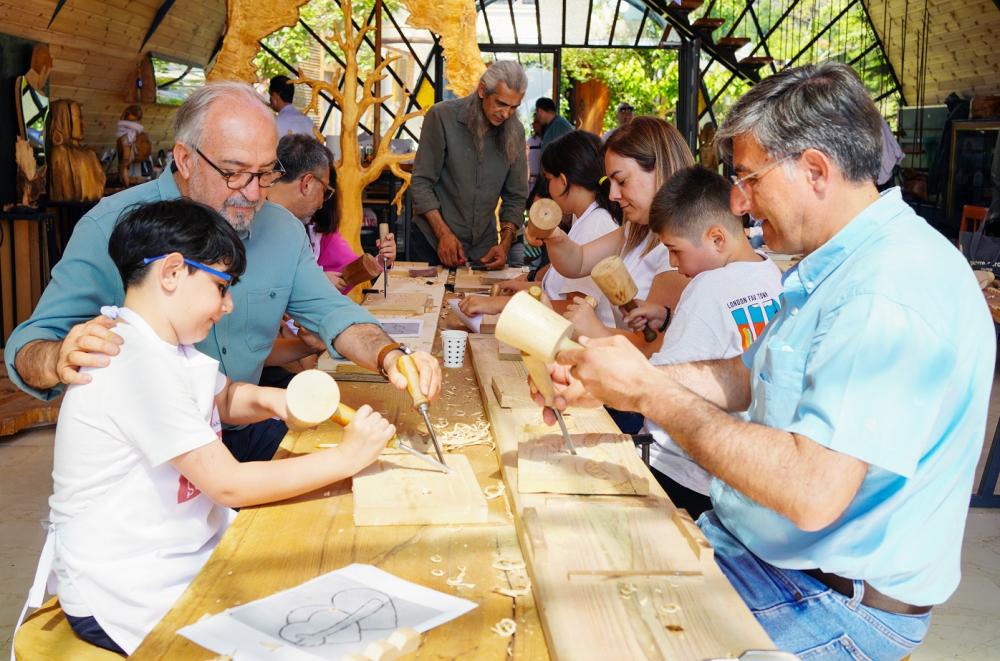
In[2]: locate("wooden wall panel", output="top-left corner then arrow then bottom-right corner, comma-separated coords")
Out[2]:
863,0 -> 1000,105
0,0 -> 226,155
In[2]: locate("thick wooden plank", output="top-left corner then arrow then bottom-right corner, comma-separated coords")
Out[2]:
517,433 -> 651,496
353,452 -> 489,526
467,336 -> 775,660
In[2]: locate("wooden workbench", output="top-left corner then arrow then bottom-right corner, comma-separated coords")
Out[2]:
133,274 -> 548,660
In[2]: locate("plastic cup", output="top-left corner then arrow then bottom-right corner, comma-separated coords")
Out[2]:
441,329 -> 469,368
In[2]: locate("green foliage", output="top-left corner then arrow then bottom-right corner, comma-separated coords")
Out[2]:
560,48 -> 679,132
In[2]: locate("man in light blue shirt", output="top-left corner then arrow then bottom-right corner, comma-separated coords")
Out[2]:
269,75 -> 316,138
543,63 -> 994,658
5,82 -> 441,461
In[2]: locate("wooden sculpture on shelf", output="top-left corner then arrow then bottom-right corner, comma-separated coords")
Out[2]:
207,0 -> 310,82
116,105 -> 152,187
15,137 -> 45,208
289,0 -> 425,298
400,0 -> 484,96
45,99 -> 105,202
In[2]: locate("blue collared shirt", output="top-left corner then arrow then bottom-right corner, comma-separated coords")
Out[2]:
4,168 -> 376,400
711,188 -> 995,606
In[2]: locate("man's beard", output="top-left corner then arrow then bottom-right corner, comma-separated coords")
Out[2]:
220,194 -> 260,233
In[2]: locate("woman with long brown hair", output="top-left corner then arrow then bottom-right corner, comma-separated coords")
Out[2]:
525,116 -> 693,355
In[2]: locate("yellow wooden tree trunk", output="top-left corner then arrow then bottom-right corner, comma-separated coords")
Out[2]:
292,0 -> 425,299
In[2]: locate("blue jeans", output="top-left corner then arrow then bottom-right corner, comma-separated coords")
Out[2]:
697,511 -> 931,660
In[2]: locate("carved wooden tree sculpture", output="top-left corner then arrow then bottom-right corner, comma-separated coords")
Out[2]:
291,0 -> 425,297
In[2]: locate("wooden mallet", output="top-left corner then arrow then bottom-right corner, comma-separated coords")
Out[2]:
495,289 -> 581,454
340,253 -> 383,291
590,255 -> 657,343
527,198 -> 562,239
285,370 -> 449,472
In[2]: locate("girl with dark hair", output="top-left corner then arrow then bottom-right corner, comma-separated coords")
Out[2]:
459,130 -> 620,320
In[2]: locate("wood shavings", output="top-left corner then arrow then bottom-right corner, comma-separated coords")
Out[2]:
659,603 -> 680,614
494,585 -> 531,598
431,569 -> 445,577
491,618 -> 517,637
446,566 -> 474,588
430,554 -> 442,563
483,483 -> 506,500
492,558 -> 525,571
438,421 -> 494,451
618,582 -> 638,599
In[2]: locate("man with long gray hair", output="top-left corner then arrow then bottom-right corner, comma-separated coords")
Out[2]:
538,62 -> 993,657
5,82 -> 442,461
410,60 -> 528,268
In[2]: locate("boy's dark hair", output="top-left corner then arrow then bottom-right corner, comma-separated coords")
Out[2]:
649,166 -> 742,240
535,97 -> 557,113
541,130 -> 622,224
109,199 -> 247,289
269,75 -> 294,103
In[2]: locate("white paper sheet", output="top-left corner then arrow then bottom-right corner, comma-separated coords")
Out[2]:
376,317 -> 424,338
447,298 -> 482,333
179,564 -> 476,660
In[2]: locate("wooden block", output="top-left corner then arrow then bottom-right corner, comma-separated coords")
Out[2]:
406,266 -> 438,277
353,452 -> 488,526
518,433 -> 651,496
491,375 -> 534,409
364,293 -> 431,316
387,627 -> 421,653
364,640 -> 401,660
498,342 -> 522,361
454,268 -> 488,293
672,508 -> 715,565
480,313 -> 499,334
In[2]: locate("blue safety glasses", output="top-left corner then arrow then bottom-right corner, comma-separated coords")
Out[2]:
142,255 -> 234,296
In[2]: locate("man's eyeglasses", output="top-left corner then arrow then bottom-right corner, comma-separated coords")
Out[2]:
143,255 -> 234,295
195,148 -> 285,190
313,175 -> 336,201
730,153 -> 798,198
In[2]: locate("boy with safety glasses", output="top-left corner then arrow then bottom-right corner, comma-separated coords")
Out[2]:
25,199 -> 394,654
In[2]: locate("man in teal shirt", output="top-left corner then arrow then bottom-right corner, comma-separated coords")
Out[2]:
4,82 -> 441,460
539,63 -> 994,658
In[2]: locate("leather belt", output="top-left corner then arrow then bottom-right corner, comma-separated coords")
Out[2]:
803,569 -> 932,615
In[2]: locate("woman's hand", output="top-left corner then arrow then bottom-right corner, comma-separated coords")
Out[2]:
325,271 -> 347,291
376,233 -> 396,268
459,295 -> 509,316
564,297 -> 611,339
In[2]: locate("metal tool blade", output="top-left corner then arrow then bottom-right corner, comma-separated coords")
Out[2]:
419,404 -> 447,464
380,255 -> 388,299
394,439 -> 451,473
553,409 -> 577,455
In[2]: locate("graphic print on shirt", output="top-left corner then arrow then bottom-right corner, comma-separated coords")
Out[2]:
729,294 -> 781,350
177,405 -> 223,504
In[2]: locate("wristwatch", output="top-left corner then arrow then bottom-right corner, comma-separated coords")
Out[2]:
376,342 -> 411,378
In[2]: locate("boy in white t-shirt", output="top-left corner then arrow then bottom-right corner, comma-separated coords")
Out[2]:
29,199 -> 395,655
623,167 -> 783,517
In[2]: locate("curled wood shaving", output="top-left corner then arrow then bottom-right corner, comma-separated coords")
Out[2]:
483,483 -> 506,500
430,554 -> 443,563
431,569 -> 445,577
491,618 -> 517,637
494,585 -> 531,598
492,558 -> 525,572
446,567 -> 468,585
618,582 -> 638,598
659,603 -> 680,614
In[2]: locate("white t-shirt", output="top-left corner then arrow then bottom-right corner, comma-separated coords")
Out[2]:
542,202 -> 619,326
607,232 -> 674,329
47,306 -> 231,654
276,104 -> 316,137
645,255 -> 783,494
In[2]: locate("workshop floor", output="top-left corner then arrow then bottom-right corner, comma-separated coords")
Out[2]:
2,384 -> 998,658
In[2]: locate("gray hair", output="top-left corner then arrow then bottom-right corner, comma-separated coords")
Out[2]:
715,62 -> 882,183
479,60 -> 528,95
277,134 -> 331,181
174,81 -> 271,148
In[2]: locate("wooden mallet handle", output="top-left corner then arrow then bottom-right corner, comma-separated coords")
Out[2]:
590,255 -> 657,343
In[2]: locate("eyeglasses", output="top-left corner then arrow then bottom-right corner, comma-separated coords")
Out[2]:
730,153 -> 798,198
143,255 -> 234,295
195,148 -> 285,190
312,174 -> 336,201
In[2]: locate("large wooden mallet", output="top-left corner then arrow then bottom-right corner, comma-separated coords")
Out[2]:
285,370 -> 449,471
495,289 -> 582,454
527,198 -> 562,239
590,255 -> 657,343
340,253 -> 383,291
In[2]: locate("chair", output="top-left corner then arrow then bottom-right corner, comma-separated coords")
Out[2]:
12,598 -> 122,660
960,205 -> 989,234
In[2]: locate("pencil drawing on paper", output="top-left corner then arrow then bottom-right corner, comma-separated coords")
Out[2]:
279,588 -> 399,647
